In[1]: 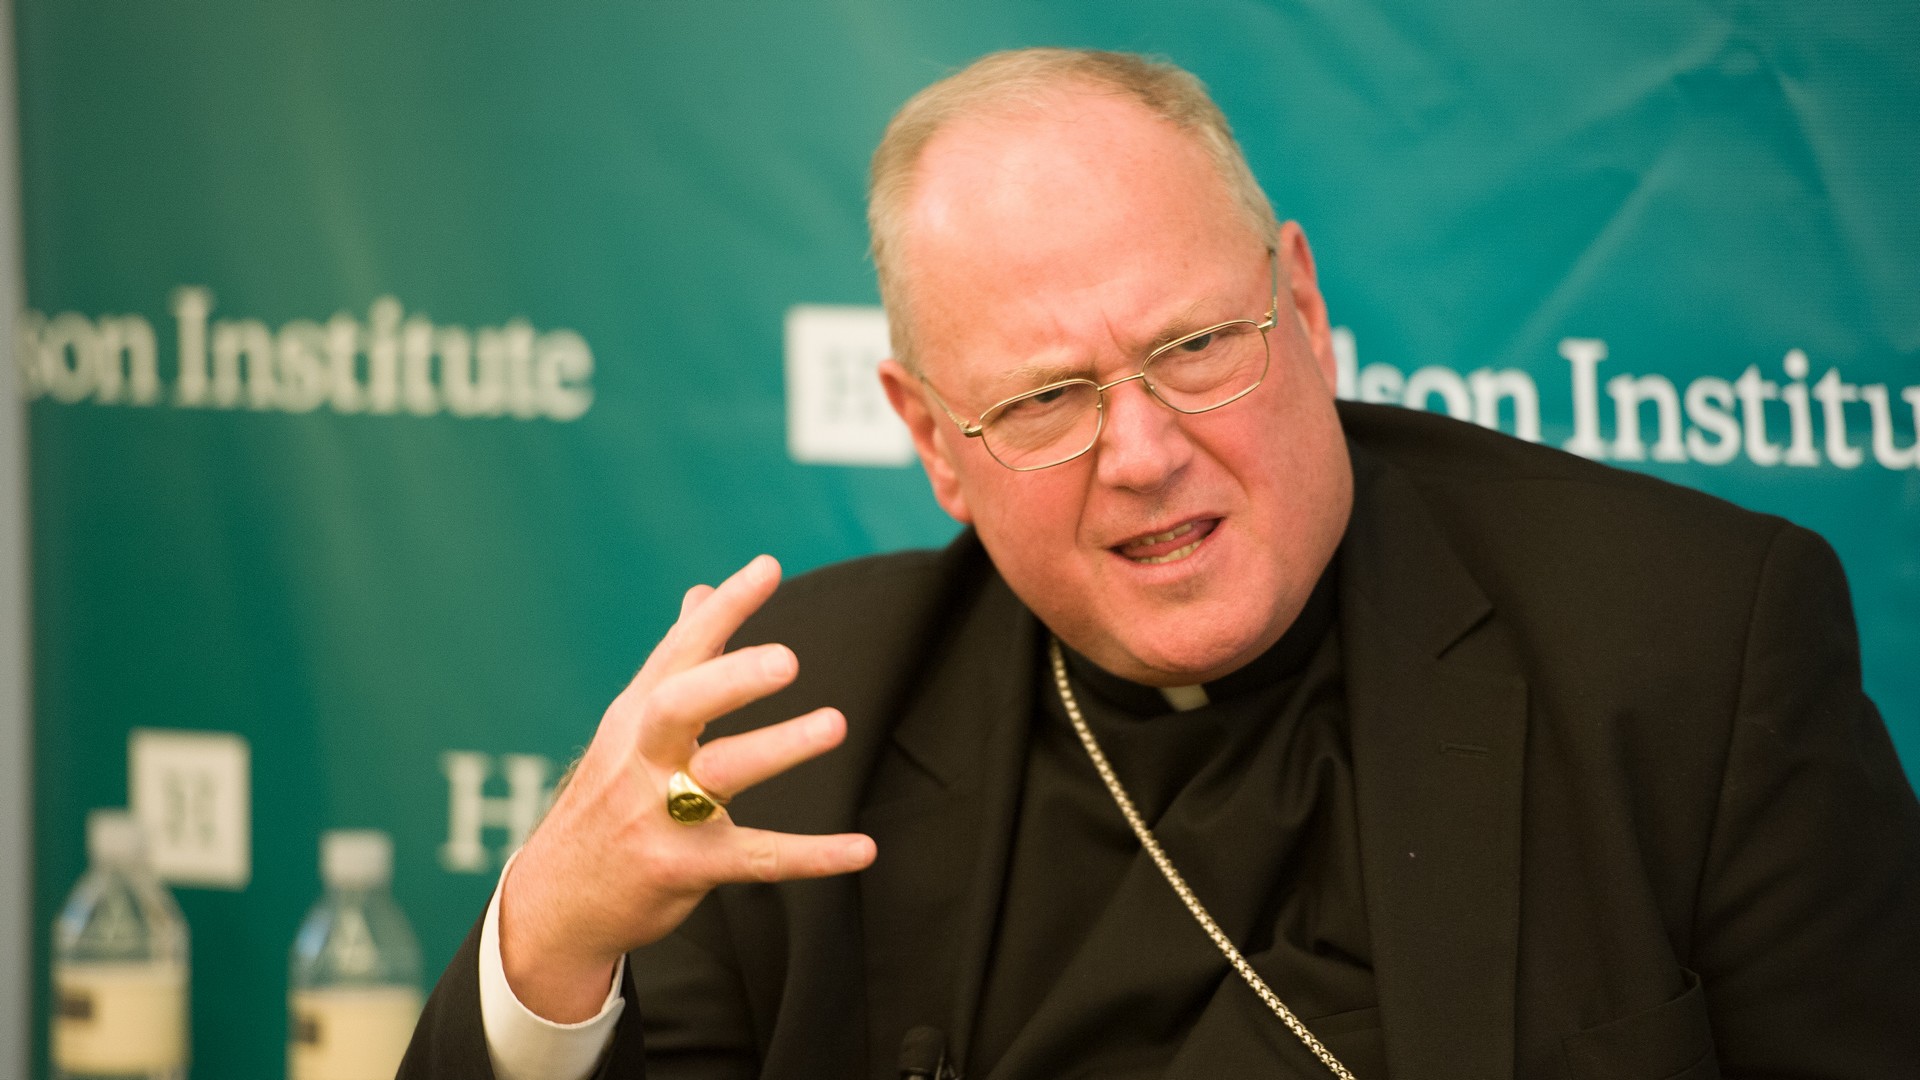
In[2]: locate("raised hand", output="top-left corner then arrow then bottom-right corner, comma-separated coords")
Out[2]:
497,555 -> 877,1022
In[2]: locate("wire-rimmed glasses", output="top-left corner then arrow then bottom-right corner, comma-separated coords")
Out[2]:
920,249 -> 1279,471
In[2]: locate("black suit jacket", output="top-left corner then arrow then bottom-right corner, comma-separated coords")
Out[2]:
403,402 -> 1920,1079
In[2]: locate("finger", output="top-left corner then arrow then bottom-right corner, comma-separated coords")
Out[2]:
686,708 -> 844,799
641,556 -> 782,682
671,554 -> 780,659
679,584 -> 714,619
704,828 -> 876,886
634,643 -> 799,762
626,557 -> 779,697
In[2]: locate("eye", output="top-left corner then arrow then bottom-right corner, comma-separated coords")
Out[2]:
992,381 -> 1088,425
999,386 -> 1068,419
1176,331 -> 1216,353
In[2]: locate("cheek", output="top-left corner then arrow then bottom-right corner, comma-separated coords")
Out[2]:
1251,394 -> 1352,549
961,469 -> 1089,572
1211,363 -> 1349,530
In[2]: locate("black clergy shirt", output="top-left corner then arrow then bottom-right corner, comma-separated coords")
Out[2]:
966,568 -> 1387,1080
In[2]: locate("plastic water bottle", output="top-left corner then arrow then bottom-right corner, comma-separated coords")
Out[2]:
51,809 -> 190,1080
289,829 -> 423,1080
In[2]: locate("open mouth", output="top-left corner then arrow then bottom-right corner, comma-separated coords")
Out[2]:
1113,518 -> 1219,565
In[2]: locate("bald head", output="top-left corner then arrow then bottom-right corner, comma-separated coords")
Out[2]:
899,93 -> 1275,404
868,49 -> 1279,371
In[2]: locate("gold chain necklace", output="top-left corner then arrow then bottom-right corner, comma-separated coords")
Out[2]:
1047,638 -> 1358,1080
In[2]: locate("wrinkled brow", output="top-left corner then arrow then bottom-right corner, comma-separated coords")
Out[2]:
990,358 -> 1091,396
983,294 -> 1229,397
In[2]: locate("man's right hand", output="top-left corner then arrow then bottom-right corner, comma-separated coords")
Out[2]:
496,554 -> 877,1022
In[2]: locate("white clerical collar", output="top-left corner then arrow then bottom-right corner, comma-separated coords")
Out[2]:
1158,684 -> 1210,712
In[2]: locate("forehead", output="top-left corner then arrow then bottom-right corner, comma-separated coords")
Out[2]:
900,93 -> 1262,393
905,92 -> 1251,276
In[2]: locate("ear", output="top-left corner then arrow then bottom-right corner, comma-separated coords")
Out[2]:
1277,221 -> 1338,391
879,358 -> 973,523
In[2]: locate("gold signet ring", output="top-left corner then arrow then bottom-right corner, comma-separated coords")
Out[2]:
666,769 -> 729,824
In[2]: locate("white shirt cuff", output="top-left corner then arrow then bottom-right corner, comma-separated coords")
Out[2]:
478,852 -> 626,1080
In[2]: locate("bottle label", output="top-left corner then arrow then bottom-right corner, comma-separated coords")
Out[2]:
289,985 -> 423,1080
52,961 -> 189,1072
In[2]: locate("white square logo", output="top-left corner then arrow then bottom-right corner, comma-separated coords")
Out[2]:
129,728 -> 251,889
783,305 -> 914,466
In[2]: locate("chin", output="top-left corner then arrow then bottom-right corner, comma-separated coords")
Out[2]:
1106,618 -> 1279,686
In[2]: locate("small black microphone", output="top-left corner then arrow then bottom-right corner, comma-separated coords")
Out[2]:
898,1025 -> 959,1080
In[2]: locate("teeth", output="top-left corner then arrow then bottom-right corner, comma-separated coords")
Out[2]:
1130,538 -> 1203,565
1127,521 -> 1195,549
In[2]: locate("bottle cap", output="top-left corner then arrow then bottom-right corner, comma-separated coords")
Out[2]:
87,809 -> 146,866
321,829 -> 393,889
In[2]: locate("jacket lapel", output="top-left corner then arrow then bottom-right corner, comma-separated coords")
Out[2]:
1339,448 -> 1529,1080
734,537 -> 1037,1079
870,568 -> 1037,1075
721,533 -> 1029,1078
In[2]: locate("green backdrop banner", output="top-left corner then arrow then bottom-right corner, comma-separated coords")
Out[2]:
18,3 -> 1918,1076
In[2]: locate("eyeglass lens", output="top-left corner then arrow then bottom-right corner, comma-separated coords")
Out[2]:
980,320 -> 1269,470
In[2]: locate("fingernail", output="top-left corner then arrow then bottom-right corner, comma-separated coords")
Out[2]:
764,646 -> 796,678
847,836 -> 876,863
808,710 -> 838,740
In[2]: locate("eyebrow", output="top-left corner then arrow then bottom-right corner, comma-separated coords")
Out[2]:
992,358 -> 1091,393
987,297 -> 1229,396
1145,298 -> 1222,349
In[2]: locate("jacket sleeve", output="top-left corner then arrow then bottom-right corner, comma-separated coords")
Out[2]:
391,892 -> 760,1079
396,910 -> 655,1080
396,914 -> 506,1079
1692,522 -> 1920,1073
623,893 -> 762,1079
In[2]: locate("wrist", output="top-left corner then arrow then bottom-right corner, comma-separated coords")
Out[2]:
498,851 -> 621,1024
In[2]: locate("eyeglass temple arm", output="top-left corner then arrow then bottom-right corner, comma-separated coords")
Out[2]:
916,374 -> 986,438
1258,246 -> 1280,330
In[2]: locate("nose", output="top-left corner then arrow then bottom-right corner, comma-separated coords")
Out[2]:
1092,375 -> 1192,492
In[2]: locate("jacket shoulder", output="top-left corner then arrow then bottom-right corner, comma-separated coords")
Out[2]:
734,532 -> 986,650
1337,400 -> 1831,698
1338,399 -> 1789,550
708,531 -> 995,743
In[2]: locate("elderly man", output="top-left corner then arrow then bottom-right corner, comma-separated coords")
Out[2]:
402,49 -> 1920,1079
